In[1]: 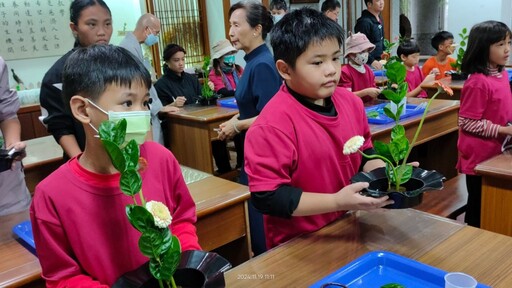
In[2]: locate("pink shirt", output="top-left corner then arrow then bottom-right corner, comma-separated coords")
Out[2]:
245,85 -> 373,248
31,142 -> 201,287
339,64 -> 376,103
208,67 -> 243,92
457,70 -> 512,174
405,65 -> 427,98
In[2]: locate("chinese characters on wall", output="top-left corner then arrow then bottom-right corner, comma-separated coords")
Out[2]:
0,0 -> 74,60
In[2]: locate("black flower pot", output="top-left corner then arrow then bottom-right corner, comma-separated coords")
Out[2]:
0,149 -> 19,173
112,250 -> 232,288
350,167 -> 445,209
198,95 -> 219,106
446,71 -> 468,81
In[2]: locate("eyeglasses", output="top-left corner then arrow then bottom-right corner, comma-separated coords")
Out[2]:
147,26 -> 160,36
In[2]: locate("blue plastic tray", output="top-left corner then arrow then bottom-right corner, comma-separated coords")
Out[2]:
12,220 -> 37,255
310,251 -> 490,288
217,98 -> 238,109
506,68 -> 512,81
366,103 -> 425,124
373,69 -> 386,77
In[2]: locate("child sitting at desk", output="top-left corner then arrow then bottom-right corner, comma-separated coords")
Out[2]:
244,8 -> 393,249
30,45 -> 201,287
398,40 -> 436,98
209,39 -> 244,97
421,31 -> 456,80
338,32 -> 381,103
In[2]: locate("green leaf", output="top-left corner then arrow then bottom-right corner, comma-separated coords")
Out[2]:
460,40 -> 466,47
391,125 -> 405,141
373,141 -> 394,163
366,110 -> 379,118
385,163 -> 396,184
126,205 -> 155,233
388,135 -> 409,163
396,104 -> 404,119
138,228 -> 172,258
396,164 -> 413,184
385,61 -> 406,84
149,236 -> 181,281
101,139 -> 126,172
462,27 -> 467,34
381,90 -> 402,104
99,119 -> 127,146
381,283 -> 406,288
383,106 -> 398,121
123,140 -> 140,171
120,168 -> 142,196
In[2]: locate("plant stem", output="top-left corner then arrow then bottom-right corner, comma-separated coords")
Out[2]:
171,276 -> 177,288
358,150 -> 396,191
400,90 -> 441,168
158,279 -> 164,288
138,188 -> 146,207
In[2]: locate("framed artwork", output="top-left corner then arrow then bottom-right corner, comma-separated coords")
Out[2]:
289,0 -> 319,3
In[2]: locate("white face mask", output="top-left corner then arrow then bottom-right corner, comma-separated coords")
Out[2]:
87,99 -> 151,146
273,14 -> 284,24
351,52 -> 369,66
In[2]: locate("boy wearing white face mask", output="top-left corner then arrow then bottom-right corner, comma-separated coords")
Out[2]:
338,32 -> 381,103
30,45 -> 201,287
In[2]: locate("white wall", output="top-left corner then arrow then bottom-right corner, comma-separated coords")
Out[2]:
4,0 -> 142,90
445,0 -> 506,45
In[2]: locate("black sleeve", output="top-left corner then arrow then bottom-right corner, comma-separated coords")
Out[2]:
154,79 -> 173,106
216,87 -> 235,97
354,19 -> 377,64
251,185 -> 302,218
40,55 -> 77,144
359,147 -> 377,171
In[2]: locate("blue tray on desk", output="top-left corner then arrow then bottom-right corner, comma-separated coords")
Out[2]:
366,103 -> 425,124
217,98 -> 238,109
310,251 -> 490,288
12,220 -> 37,256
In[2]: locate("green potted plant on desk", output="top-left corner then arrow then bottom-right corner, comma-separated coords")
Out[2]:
344,56 -> 453,208
198,56 -> 219,106
102,120 -> 231,288
447,27 -> 469,80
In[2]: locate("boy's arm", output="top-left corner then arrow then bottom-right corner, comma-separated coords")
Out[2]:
30,197 -> 109,287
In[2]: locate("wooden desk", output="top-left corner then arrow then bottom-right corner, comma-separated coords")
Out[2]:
422,78 -> 464,100
23,136 -> 64,192
164,105 -> 238,174
475,153 -> 512,236
225,209 -> 512,287
370,98 -> 460,179
0,175 -> 250,287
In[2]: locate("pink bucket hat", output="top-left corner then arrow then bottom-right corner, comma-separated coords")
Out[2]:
344,32 -> 375,58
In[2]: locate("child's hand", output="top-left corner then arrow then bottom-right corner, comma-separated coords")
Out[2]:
364,88 -> 381,98
335,182 -> 394,211
422,73 -> 436,85
429,68 -> 440,76
371,60 -> 383,70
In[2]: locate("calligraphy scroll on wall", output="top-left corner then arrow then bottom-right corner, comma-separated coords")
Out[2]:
0,0 -> 74,60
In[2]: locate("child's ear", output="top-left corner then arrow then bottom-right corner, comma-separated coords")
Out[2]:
275,59 -> 292,81
400,54 -> 407,62
70,95 -> 91,124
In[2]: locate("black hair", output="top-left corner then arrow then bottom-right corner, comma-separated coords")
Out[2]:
270,0 -> 288,11
363,0 -> 373,7
430,31 -> 454,51
62,45 -> 151,102
229,1 -> 274,40
397,40 -> 420,57
461,20 -> 511,75
70,0 -> 111,24
162,44 -> 186,75
321,0 -> 341,13
271,7 -> 343,69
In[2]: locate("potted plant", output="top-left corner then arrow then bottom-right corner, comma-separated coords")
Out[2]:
447,27 -> 469,80
343,54 -> 453,208
198,56 -> 219,106
101,120 -> 231,288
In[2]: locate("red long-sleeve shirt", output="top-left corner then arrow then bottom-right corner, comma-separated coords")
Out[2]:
30,141 -> 200,287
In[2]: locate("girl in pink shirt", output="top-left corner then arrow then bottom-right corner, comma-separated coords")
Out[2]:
457,20 -> 512,227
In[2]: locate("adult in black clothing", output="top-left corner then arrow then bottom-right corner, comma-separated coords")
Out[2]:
154,44 -> 200,107
354,0 -> 385,70
155,44 -> 233,174
40,0 -> 112,159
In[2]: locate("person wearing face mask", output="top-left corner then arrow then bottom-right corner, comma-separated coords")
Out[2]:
119,13 -> 179,146
209,39 -> 244,97
40,0 -> 113,160
338,32 -> 381,103
270,0 -> 288,23
31,45 -> 201,287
